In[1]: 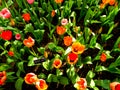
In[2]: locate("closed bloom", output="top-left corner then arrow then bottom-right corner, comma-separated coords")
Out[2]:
51,10 -> 56,17
67,52 -> 78,65
110,82 -> 120,90
15,33 -> 21,40
0,71 -> 7,86
61,18 -> 68,26
23,36 -> 35,48
22,13 -> 31,22
102,0 -> 110,4
64,36 -> 72,46
27,0 -> 34,4
0,8 -> 11,19
8,51 -> 14,57
53,59 -> 62,68
56,26 -> 66,35
100,53 -> 107,62
1,30 -> 12,40
74,78 -> 87,90
72,42 -> 85,54
55,0 -> 63,4
109,0 -> 116,5
35,79 -> 48,90
24,73 -> 38,84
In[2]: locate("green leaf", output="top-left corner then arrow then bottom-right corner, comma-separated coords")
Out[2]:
38,73 -> 46,79
46,74 -> 58,82
28,56 -> 35,66
7,57 -> 14,64
109,56 -> 120,68
18,62 -> 25,72
82,56 -> 92,64
56,69 -> 63,76
89,36 -> 97,48
37,47 -> 45,54
7,0 -> 14,7
33,29 -> 45,43
0,64 -> 10,71
58,76 -> 69,85
24,23 -> 34,33
94,80 -> 110,89
15,78 -> 24,90
113,37 -> 120,49
90,79 -> 95,88
42,60 -> 52,70
95,65 -> 108,72
48,42 -> 56,51
16,0 -> 23,8
86,70 -> 95,79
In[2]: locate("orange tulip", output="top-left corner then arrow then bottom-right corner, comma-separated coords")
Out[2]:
24,73 -> 38,84
23,36 -> 35,48
102,0 -> 110,4
35,79 -> 48,90
109,0 -> 116,5
67,52 -> 78,65
0,71 -> 7,86
56,26 -> 66,35
55,0 -> 63,4
100,53 -> 107,62
74,78 -> 87,90
51,10 -> 56,17
72,42 -> 85,54
64,36 -> 72,46
53,59 -> 62,69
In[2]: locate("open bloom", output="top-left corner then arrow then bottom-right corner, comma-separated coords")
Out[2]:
22,13 -> 31,22
56,26 -> 66,35
8,51 -> 14,57
0,71 -> 7,86
67,52 -> 78,65
61,18 -> 68,26
35,79 -> 48,90
0,8 -> 11,19
15,33 -> 21,40
27,0 -> 34,4
23,36 -> 35,48
100,53 -> 107,62
1,30 -> 12,40
24,73 -> 38,84
55,0 -> 63,4
64,36 -> 72,46
53,59 -> 62,69
72,42 -> 85,54
110,82 -> 120,90
74,78 -> 87,90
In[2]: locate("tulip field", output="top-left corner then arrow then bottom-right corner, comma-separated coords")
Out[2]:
0,0 -> 120,90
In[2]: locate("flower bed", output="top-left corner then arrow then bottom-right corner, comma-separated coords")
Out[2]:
0,0 -> 120,90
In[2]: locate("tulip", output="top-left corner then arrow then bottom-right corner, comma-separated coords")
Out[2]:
35,79 -> 48,90
24,73 -> 38,84
0,71 -> 7,86
72,42 -> 85,54
22,13 -> 31,22
64,36 -> 72,46
1,30 -> 12,40
23,36 -> 35,48
0,8 -> 11,19
27,0 -> 34,4
61,18 -> 68,26
53,59 -> 62,69
74,78 -> 87,90
56,26 -> 66,35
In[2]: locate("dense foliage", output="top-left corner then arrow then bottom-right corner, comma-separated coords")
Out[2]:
0,0 -> 120,90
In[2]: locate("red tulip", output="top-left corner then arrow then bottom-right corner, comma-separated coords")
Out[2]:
0,71 -> 7,86
1,30 -> 12,40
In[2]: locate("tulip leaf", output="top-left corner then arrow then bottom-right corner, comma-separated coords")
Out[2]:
15,78 -> 24,90
33,29 -> 45,43
58,76 -> 69,85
